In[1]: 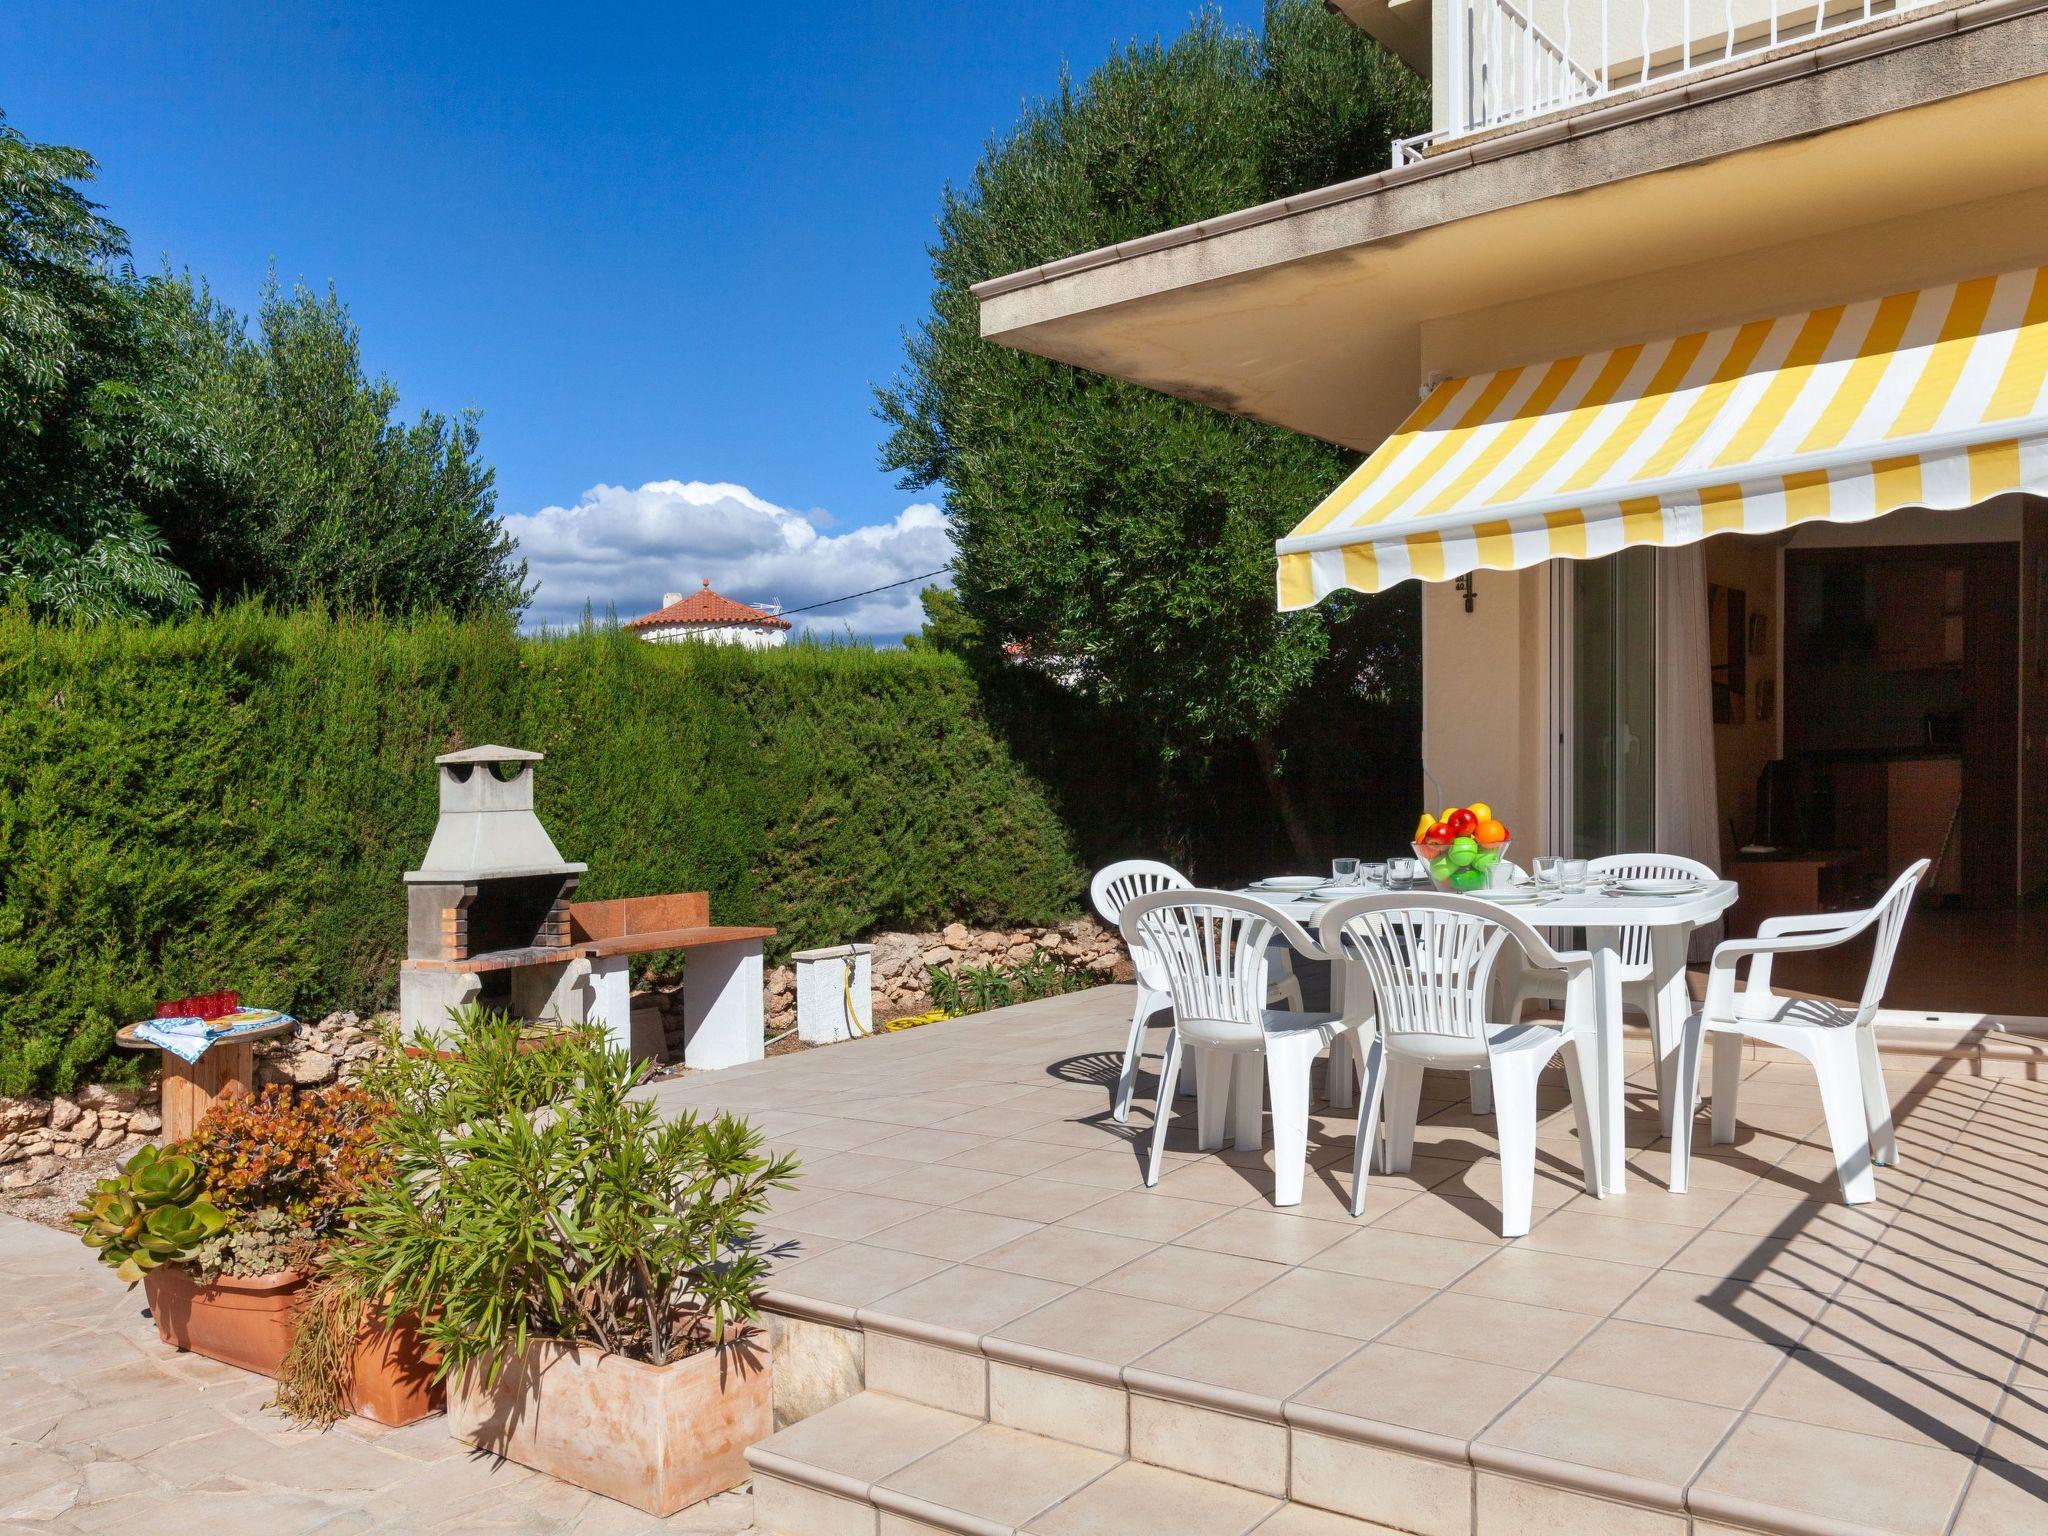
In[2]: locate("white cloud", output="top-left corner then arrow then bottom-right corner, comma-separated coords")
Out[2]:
502,479 -> 954,640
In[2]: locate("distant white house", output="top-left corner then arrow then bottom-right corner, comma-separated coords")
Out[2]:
625,580 -> 791,649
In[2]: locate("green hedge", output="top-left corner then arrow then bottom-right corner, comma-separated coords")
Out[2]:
0,607 -> 1086,1095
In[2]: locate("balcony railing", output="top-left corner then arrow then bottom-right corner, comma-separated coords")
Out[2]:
1393,0 -> 1945,164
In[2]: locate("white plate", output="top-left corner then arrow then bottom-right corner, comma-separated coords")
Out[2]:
1476,889 -> 1552,905
1614,879 -> 1703,896
1252,876 -> 1325,891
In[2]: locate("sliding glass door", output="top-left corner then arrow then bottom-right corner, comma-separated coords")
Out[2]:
1558,549 -> 1658,859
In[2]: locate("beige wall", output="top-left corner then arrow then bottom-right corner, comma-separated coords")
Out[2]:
1421,566 -> 1556,854
1703,534 -> 1783,863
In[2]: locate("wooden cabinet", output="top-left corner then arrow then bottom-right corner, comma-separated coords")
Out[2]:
1874,561 -> 1963,672
1887,757 -> 1963,899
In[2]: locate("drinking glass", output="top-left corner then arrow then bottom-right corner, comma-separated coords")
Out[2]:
1531,855 -> 1561,888
1361,861 -> 1387,887
1558,858 -> 1589,893
1389,857 -> 1420,885
1331,857 -> 1360,886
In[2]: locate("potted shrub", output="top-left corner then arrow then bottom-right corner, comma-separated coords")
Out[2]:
332,1008 -> 798,1516
68,1084 -> 443,1427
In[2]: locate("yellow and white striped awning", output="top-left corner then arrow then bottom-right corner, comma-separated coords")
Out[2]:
1276,265 -> 2048,608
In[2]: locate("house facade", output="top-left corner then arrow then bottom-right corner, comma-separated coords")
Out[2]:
625,580 -> 792,649
976,0 -> 2048,1017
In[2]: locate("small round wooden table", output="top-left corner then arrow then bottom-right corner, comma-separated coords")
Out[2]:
114,1016 -> 299,1140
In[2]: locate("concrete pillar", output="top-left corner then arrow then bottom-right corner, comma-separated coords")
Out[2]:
794,944 -> 873,1045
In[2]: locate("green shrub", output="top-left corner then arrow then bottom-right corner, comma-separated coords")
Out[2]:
335,1008 -> 797,1372
0,605 -> 1085,1094
925,953 -> 1094,1017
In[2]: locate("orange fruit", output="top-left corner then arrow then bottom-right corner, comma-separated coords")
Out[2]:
1475,818 -> 1509,846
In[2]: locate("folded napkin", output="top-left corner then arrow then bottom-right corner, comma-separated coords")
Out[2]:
134,1009 -> 292,1064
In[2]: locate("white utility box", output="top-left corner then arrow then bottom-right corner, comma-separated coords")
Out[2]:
794,943 -> 872,1044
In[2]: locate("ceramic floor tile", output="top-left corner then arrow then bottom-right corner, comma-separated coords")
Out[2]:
1665,1227 -> 1868,1291
1061,1189 -> 1240,1244
763,1391 -> 978,1482
878,1422 -> 1118,1527
1516,1208 -> 1699,1267
1366,1193 -> 1518,1246
1023,1459 -> 1279,1536
1173,1207 -> 1354,1266
865,1127 -> 997,1164
1448,1247 -> 1655,1318
1804,1294 -> 2034,1382
1551,1318 -> 1787,1410
866,1263 -> 1074,1336
953,1176 -> 1114,1224
1691,1414 -> 1976,1536
798,1152 -> 935,1194
1376,1290 -> 1598,1374
1302,1227 -> 1496,1288
774,1192 -> 938,1241
971,1224 -> 1160,1285
763,1240 -> 954,1308
1093,1244 -> 1290,1310
863,1206 -> 1044,1262
1752,1349 -> 2003,1452
991,1287 -> 1207,1367
1224,1265 -> 1437,1342
1129,1314 -> 1361,1404
1475,1374 -> 1739,1492
1612,1268 -> 1828,1345
1949,1463 -> 2048,1535
946,1138 -> 1102,1176
1290,1340 -> 1537,1441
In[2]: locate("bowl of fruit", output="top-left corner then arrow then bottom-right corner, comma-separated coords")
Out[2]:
1412,802 -> 1512,894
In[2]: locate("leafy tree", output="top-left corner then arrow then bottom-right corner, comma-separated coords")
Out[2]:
877,3 -> 1426,854
0,112 -> 208,617
0,111 -> 527,620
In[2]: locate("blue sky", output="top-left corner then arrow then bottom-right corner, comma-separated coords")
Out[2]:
5,1 -> 1264,634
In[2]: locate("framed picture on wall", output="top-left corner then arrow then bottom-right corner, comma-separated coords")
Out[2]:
1756,678 -> 1775,723
1749,610 -> 1769,656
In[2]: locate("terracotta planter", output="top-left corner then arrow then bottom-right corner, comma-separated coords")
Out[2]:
142,1265 -> 444,1427
448,1333 -> 770,1515
145,1264 -> 306,1375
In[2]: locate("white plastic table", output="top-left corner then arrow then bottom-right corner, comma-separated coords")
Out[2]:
1240,879 -> 1738,1195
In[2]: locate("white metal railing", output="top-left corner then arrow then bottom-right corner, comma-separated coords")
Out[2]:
1393,0 -> 1943,164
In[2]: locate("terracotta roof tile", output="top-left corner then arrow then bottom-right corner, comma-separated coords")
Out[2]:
626,580 -> 791,631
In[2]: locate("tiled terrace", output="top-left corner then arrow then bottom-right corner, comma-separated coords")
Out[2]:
647,986 -> 2048,1536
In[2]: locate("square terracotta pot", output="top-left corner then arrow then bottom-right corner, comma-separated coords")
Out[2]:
448,1333 -> 770,1515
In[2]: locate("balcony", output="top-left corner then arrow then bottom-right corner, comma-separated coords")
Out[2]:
1396,0 -> 1961,162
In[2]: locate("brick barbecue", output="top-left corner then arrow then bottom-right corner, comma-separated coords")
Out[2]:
397,745 -> 774,1067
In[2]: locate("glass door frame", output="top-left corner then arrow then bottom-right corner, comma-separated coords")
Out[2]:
1549,550 -> 1661,860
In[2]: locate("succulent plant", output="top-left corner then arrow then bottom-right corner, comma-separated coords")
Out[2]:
68,1145 -> 230,1286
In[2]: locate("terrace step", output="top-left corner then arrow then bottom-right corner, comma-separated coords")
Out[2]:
747,1390 -> 1406,1536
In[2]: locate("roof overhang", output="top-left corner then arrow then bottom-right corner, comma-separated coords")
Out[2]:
1327,0 -> 1433,75
974,0 -> 2048,453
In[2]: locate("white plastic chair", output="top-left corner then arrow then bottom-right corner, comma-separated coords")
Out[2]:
1117,890 -> 1362,1205
1091,860 -> 1303,1122
1669,860 -> 1929,1206
1494,853 -> 1719,1134
1319,893 -> 1603,1238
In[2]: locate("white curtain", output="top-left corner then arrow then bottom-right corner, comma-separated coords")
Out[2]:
1656,547 -> 1723,952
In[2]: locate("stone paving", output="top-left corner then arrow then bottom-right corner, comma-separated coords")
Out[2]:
0,1216 -> 758,1535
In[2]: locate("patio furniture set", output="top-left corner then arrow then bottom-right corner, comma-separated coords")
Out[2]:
1093,853 -> 1930,1238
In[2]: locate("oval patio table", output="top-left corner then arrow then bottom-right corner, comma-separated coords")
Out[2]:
1240,879 -> 1739,1195
114,1013 -> 299,1141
